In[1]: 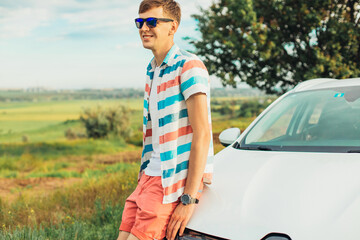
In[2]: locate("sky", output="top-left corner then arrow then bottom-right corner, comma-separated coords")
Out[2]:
0,0 -> 223,89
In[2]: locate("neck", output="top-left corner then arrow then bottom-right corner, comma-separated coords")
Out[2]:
152,41 -> 174,67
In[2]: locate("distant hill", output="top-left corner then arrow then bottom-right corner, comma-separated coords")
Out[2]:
0,87 -> 266,102
0,88 -> 144,102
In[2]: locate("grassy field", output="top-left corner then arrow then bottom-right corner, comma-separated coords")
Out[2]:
0,99 -> 143,143
0,96 -> 258,239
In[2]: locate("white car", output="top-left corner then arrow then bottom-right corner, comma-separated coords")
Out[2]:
179,78 -> 360,240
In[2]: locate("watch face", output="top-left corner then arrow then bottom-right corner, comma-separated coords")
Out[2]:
181,194 -> 191,205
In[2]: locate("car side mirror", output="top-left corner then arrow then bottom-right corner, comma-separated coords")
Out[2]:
219,128 -> 241,147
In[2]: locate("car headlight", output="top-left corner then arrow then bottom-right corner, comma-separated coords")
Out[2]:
177,228 -> 228,240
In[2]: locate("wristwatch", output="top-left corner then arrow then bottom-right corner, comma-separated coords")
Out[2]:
180,194 -> 199,205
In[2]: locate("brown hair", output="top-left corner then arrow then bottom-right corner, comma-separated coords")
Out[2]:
139,0 -> 181,25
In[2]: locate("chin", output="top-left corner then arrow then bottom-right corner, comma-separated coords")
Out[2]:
142,42 -> 154,50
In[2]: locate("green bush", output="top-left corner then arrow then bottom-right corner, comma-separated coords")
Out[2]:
80,105 -> 132,140
126,130 -> 143,146
64,128 -> 77,140
211,98 -> 274,119
238,100 -> 270,118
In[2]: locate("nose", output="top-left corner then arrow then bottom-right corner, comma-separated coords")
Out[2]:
140,22 -> 150,31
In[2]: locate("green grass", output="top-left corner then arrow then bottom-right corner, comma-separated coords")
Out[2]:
0,120 -> 82,143
24,162 -> 139,180
1,201 -> 124,240
0,140 -> 141,178
0,138 -> 128,159
211,107 -> 254,132
26,171 -> 83,179
0,163 -> 139,234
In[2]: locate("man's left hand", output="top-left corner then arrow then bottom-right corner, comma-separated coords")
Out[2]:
166,203 -> 195,240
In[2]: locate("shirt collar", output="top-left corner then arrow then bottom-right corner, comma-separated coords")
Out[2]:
161,44 -> 178,67
146,44 -> 179,71
147,58 -> 155,71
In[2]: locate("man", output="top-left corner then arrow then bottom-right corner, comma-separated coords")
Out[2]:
117,1 -> 214,239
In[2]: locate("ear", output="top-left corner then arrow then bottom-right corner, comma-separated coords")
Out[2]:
169,20 -> 179,36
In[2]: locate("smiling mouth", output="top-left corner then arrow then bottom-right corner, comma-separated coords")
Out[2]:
143,35 -> 153,40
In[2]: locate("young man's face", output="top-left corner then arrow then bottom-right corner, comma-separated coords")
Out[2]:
138,7 -> 175,52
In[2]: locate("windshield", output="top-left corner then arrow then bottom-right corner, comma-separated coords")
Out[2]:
239,86 -> 360,153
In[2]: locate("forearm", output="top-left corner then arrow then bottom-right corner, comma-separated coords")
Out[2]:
183,129 -> 211,198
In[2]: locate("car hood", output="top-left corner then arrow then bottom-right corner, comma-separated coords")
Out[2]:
187,148 -> 360,240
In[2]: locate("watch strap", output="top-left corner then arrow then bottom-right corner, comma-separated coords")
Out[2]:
190,198 -> 199,204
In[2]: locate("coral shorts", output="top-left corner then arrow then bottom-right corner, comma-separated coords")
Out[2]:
119,174 -> 179,240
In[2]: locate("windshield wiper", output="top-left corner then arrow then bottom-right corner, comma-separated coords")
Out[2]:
240,146 -> 273,151
347,150 -> 360,153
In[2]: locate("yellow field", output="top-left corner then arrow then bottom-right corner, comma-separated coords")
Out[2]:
0,99 -> 143,143
0,99 -> 142,129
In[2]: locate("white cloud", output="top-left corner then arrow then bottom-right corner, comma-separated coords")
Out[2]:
0,0 -> 138,40
0,0 -> 212,40
0,7 -> 52,39
60,7 -> 135,36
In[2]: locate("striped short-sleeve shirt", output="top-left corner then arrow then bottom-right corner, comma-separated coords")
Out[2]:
140,44 -> 214,204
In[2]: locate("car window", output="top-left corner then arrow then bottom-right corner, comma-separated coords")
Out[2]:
256,106 -> 296,142
308,101 -> 325,125
240,86 -> 360,152
294,97 -> 327,138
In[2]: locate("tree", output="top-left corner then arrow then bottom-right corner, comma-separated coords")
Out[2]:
80,105 -> 132,139
190,0 -> 360,94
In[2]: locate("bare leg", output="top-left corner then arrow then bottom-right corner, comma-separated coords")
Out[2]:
127,233 -> 140,240
117,231 -> 131,240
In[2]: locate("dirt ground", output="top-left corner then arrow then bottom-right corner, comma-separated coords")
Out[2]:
93,150 -> 141,164
0,177 -> 82,203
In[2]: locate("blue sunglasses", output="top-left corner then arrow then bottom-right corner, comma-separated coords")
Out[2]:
135,17 -> 174,29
